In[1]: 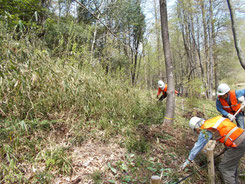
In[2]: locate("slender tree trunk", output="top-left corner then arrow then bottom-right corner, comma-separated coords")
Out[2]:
143,42 -> 148,89
147,53 -> 152,88
136,54 -> 142,83
189,13 -> 198,78
200,0 -> 209,97
195,16 -> 205,82
132,50 -> 138,85
58,0 -> 63,18
65,0 -> 72,17
227,0 -> 245,70
153,0 -> 162,79
206,0 -> 214,99
159,0 -> 175,125
177,1 -> 195,80
210,0 -> 217,99
91,14 -> 100,63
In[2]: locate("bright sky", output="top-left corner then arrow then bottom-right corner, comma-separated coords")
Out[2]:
142,0 -> 176,31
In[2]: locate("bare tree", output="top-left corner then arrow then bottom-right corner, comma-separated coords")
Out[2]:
200,0 -> 209,97
159,0 -> 175,125
177,1 -> 199,80
153,0 -> 163,79
227,0 -> 245,70
206,0 -> 215,99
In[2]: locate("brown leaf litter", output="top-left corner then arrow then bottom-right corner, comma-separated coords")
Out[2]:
54,140 -> 126,184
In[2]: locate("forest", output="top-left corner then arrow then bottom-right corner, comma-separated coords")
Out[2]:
1,0 -> 245,183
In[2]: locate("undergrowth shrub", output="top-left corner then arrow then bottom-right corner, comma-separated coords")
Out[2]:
0,24 -> 166,182
125,135 -> 150,153
183,78 -> 204,110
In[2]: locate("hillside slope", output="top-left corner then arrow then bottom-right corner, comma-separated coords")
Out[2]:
1,31 -> 245,184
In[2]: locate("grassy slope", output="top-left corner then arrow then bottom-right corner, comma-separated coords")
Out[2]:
1,35 -> 245,184
2,66 -> 244,184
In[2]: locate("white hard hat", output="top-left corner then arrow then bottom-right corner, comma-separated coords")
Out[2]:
189,117 -> 205,130
217,83 -> 230,96
158,80 -> 165,89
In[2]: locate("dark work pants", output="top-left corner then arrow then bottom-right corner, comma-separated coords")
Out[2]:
218,139 -> 245,184
159,93 -> 167,101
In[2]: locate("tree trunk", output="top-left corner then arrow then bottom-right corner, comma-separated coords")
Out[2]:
210,0 -> 217,99
143,42 -> 148,89
226,0 -> 245,70
159,0 -> 175,125
153,0 -> 163,79
200,0 -> 209,97
207,0 -> 214,100
195,15 -> 206,88
177,0 -> 196,80
91,14 -> 100,63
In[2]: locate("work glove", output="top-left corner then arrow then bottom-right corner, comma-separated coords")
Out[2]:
238,96 -> 245,103
238,96 -> 245,108
227,113 -> 235,121
179,159 -> 191,171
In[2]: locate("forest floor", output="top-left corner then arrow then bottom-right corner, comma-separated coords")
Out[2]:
54,125 -> 190,184
52,96 -> 245,184
54,140 -> 127,184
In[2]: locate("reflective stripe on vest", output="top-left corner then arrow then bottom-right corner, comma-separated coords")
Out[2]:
224,127 -> 238,145
219,90 -> 241,114
212,117 -> 226,128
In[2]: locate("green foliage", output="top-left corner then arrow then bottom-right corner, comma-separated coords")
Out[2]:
0,0 -> 45,32
116,0 -> 146,39
77,0 -> 98,24
91,170 -> 103,184
0,21 -> 166,182
125,135 -> 150,153
0,118 -> 61,183
43,17 -> 92,59
31,172 -> 53,184
42,147 -> 72,175
2,0 -> 242,183
104,154 -> 178,183
183,78 -> 204,109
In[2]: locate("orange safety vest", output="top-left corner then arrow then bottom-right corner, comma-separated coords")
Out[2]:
157,84 -> 178,96
164,84 -> 168,93
157,84 -> 168,96
201,116 -> 244,147
219,90 -> 241,115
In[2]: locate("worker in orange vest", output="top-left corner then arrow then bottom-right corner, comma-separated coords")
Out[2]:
156,80 -> 178,101
180,116 -> 245,183
216,83 -> 245,129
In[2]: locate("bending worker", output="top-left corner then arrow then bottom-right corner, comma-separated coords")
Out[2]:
156,80 -> 178,101
216,83 -> 245,129
180,116 -> 245,183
